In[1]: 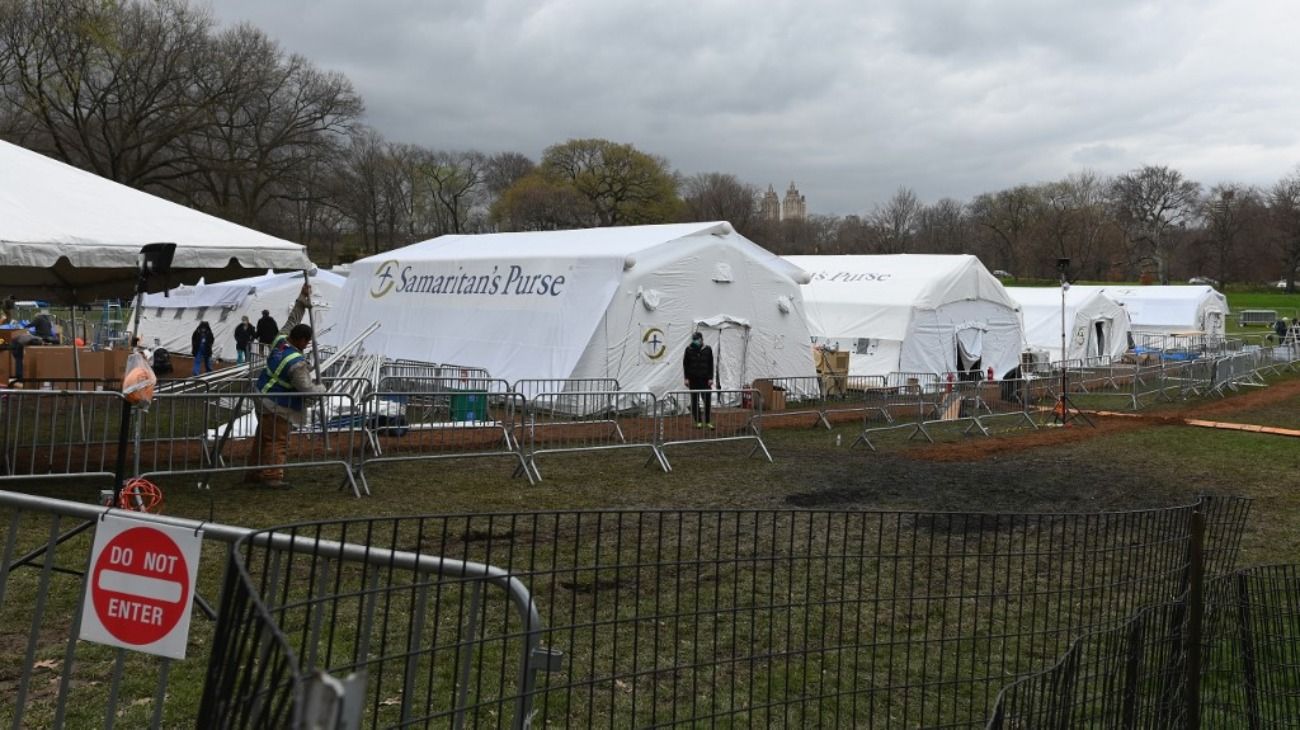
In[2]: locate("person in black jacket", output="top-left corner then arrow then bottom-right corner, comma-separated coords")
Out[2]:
234,315 -> 256,364
256,309 -> 279,354
191,321 -> 215,375
682,331 -> 714,429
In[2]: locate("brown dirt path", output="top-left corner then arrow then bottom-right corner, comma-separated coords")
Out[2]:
909,376 -> 1300,462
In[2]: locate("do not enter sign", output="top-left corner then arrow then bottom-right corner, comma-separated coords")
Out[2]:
79,515 -> 202,660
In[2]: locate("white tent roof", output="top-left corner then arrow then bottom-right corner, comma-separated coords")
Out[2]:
331,222 -> 812,386
784,254 -> 1019,341
394,221 -> 807,281
1007,286 -> 1132,361
0,141 -> 310,301
140,269 -> 346,310
1068,284 -> 1227,333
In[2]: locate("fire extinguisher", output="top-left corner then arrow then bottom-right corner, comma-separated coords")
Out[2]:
945,372 -> 954,393
987,366 -> 995,381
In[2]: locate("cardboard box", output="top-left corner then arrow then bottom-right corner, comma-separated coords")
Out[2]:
107,348 -> 130,380
814,348 -> 850,376
28,346 -> 76,381
751,379 -> 786,411
75,350 -> 107,380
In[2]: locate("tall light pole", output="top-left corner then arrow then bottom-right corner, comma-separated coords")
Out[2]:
1058,258 -> 1069,423
1054,258 -> 1094,428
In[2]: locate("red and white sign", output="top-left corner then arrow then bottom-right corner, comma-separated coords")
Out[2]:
79,515 -> 202,660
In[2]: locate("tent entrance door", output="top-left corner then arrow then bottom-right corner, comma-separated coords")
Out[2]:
1093,320 -> 1108,359
955,326 -> 984,380
695,315 -> 751,391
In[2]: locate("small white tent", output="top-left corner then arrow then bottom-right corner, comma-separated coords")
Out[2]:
134,270 -> 345,359
1069,285 -> 1228,337
786,254 -> 1024,378
1006,287 -> 1133,362
327,222 -> 816,394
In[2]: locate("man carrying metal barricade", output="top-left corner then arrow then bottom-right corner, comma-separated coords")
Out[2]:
245,282 -> 324,489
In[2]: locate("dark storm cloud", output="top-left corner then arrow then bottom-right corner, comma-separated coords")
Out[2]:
207,0 -> 1300,214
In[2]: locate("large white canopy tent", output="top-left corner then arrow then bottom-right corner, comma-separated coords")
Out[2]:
327,222 -> 816,394
1068,285 -> 1228,337
786,254 -> 1025,378
134,269 -> 345,359
1006,286 -> 1133,362
0,140 -> 310,303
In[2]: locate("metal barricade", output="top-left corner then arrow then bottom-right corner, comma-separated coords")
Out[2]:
523,390 -> 662,481
0,388 -> 127,481
656,388 -> 770,467
917,380 -> 1005,438
885,371 -> 944,393
969,378 -> 1038,434
139,391 -> 364,497
850,378 -> 943,451
752,375 -> 893,429
435,364 -> 492,390
199,516 -> 557,730
752,375 -> 833,428
1210,352 -> 1266,396
360,379 -> 529,485
377,358 -> 442,383
0,490 -> 553,729
511,377 -> 621,404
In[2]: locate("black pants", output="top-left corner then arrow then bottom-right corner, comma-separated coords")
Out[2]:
688,382 -> 712,423
11,347 -> 22,380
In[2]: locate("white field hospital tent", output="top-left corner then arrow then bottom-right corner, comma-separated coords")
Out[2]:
328,222 -> 816,395
134,269 -> 346,358
785,254 -> 1024,378
1006,287 -> 1133,362
1069,285 -> 1228,337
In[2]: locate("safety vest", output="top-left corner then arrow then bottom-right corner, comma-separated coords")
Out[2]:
256,337 -> 305,411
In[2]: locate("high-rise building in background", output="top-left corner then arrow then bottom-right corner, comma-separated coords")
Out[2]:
761,182 -> 807,222
781,182 -> 807,221
760,185 -> 781,221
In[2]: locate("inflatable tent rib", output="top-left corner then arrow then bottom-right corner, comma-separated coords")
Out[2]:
1006,286 -> 1133,363
786,254 -> 1025,378
328,222 -> 816,395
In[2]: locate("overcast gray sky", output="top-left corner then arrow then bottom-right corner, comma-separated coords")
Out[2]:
206,0 -> 1300,215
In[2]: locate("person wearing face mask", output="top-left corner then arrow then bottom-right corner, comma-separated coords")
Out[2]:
682,331 -> 714,429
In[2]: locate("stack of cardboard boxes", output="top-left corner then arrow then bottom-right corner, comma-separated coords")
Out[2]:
0,346 -> 129,383
814,347 -> 850,396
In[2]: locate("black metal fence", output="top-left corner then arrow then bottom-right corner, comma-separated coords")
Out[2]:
987,560 -> 1300,729
204,496 -> 1251,729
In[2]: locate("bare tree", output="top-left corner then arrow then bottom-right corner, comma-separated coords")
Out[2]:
868,187 -> 921,254
1199,184 -> 1260,289
1269,169 -> 1300,292
177,24 -> 361,227
681,172 -> 760,233
914,198 -> 969,254
419,150 -> 488,235
0,0 -> 225,187
1108,165 -> 1201,283
968,185 -> 1040,275
483,151 -> 535,197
